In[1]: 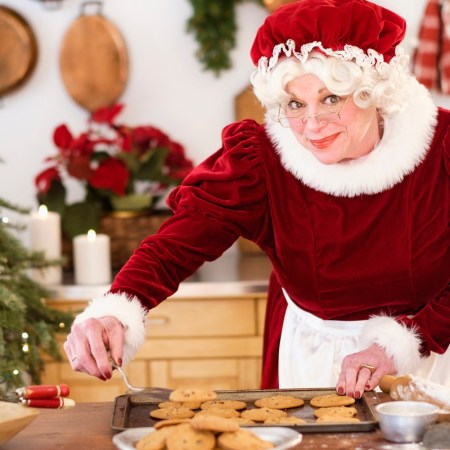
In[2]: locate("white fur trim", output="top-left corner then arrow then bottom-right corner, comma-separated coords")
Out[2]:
257,40 -> 409,80
265,77 -> 438,197
360,315 -> 422,375
74,292 -> 147,365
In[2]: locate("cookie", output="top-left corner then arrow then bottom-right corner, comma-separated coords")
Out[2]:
154,418 -> 192,429
150,407 -> 195,420
165,423 -> 215,450
263,416 -> 307,425
190,415 -> 239,433
313,406 -> 357,418
230,417 -> 256,425
135,426 -> 174,450
240,407 -> 288,422
218,429 -> 275,450
310,394 -> 355,408
169,388 -> 217,403
200,400 -> 247,410
195,407 -> 240,418
254,394 -> 305,409
159,401 -> 201,410
316,416 -> 361,423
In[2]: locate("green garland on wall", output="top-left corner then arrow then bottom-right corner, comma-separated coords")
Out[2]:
186,0 -> 265,75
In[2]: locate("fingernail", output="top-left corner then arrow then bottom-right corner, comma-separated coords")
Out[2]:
337,387 -> 344,395
118,358 -> 122,366
365,384 -> 371,390
347,392 -> 353,398
355,391 -> 361,399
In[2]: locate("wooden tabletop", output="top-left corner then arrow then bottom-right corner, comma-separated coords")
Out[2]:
1,401 -> 398,450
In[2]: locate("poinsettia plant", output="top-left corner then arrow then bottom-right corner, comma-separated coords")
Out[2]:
35,104 -> 194,238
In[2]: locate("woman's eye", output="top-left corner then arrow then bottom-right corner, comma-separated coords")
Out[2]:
324,95 -> 342,106
287,100 -> 303,110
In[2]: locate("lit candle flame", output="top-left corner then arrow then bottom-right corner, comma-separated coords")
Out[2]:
87,229 -> 97,242
38,204 -> 48,219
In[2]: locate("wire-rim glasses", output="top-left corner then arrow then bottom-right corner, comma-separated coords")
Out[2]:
277,96 -> 350,128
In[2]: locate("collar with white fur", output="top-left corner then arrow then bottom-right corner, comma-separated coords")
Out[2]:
264,78 -> 438,197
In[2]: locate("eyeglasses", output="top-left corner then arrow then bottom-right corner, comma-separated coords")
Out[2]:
277,96 -> 350,128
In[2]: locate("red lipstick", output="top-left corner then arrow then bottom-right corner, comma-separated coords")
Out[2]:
309,133 -> 340,149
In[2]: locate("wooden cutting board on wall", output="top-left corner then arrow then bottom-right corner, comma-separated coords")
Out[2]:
0,6 -> 37,96
59,3 -> 128,112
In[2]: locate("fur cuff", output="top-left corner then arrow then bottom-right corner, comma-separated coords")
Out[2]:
74,292 -> 147,365
360,315 -> 422,375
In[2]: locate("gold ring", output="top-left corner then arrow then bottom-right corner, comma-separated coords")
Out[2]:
360,363 -> 376,375
71,355 -> 77,362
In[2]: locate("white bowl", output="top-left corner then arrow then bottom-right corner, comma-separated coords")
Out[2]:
375,401 -> 439,443
0,401 -> 39,445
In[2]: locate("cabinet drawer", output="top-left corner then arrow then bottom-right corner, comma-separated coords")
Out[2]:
146,298 -> 257,337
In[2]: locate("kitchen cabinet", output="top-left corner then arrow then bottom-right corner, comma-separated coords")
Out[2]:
41,282 -> 268,402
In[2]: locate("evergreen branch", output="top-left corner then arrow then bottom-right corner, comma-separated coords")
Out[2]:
186,0 -> 264,75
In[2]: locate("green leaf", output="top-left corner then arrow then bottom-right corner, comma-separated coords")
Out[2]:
61,201 -> 102,238
37,180 -> 66,216
135,148 -> 169,181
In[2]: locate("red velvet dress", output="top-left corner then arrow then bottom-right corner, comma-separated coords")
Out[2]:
110,110 -> 450,389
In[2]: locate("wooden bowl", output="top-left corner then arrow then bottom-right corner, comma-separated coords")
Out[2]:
0,401 -> 39,445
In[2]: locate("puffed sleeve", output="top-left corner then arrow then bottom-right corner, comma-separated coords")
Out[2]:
396,123 -> 450,357
109,120 -> 268,308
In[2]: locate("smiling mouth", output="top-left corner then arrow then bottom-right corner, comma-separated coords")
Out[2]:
309,133 -> 340,149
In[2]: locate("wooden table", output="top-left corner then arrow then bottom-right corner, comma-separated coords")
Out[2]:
1,402 -> 397,450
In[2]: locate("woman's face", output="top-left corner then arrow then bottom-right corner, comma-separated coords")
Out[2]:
283,74 -> 381,165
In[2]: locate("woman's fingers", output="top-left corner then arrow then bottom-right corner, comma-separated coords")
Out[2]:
64,316 -> 125,380
337,344 -> 396,398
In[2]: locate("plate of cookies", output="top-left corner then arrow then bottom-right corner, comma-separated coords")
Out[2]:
112,417 -> 302,450
111,387 -> 378,434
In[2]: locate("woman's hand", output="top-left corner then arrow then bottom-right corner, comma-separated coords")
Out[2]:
336,344 -> 397,398
63,316 -> 125,380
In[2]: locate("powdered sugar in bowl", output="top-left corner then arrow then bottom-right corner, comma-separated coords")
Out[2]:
375,401 -> 439,443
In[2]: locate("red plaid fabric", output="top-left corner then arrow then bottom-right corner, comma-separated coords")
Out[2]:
412,0 -> 450,94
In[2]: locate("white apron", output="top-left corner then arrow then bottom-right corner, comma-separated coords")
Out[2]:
278,289 -> 450,388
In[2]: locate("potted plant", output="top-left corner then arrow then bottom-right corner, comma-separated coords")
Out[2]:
35,104 -> 194,240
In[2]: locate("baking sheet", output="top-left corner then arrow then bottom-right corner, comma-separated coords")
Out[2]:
111,388 -> 379,433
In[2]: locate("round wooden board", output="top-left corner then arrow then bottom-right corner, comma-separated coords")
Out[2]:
59,14 -> 128,112
0,6 -> 37,96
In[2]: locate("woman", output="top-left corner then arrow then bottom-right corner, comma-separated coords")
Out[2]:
65,0 -> 450,397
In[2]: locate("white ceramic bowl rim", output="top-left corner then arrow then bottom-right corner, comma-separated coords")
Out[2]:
376,401 -> 439,417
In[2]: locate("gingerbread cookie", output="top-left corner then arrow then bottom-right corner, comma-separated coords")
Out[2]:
310,394 -> 355,408
255,394 -> 305,409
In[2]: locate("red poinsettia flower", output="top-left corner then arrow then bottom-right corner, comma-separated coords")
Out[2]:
89,157 -> 129,196
66,155 -> 94,181
35,167 -> 61,195
90,103 -> 124,125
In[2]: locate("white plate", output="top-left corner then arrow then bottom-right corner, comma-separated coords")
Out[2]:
113,426 -> 302,450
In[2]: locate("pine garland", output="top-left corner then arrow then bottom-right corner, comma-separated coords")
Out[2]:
0,200 -> 73,394
186,0 -> 264,75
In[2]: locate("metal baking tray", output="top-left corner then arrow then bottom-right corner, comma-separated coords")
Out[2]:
111,388 -> 379,433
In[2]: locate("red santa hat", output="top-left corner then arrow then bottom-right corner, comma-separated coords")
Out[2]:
251,0 -> 407,77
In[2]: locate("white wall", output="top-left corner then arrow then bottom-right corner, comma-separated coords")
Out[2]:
0,0 -> 447,211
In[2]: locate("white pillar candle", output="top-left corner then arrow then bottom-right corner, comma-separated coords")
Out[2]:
73,229 -> 111,285
29,205 -> 62,285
